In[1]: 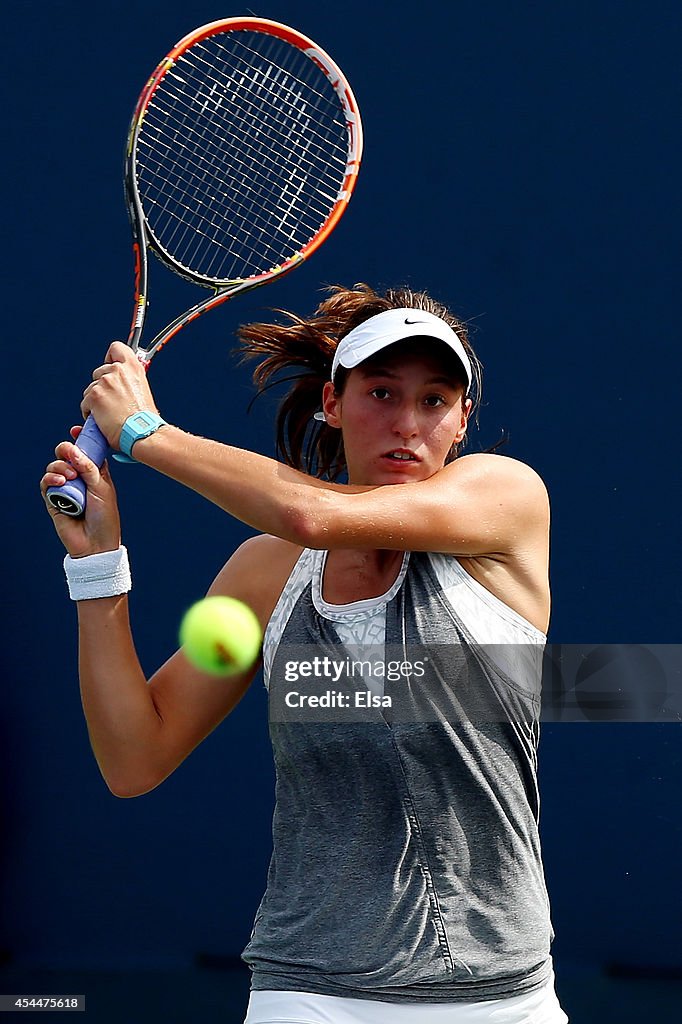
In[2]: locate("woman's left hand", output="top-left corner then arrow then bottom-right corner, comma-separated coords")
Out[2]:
81,342 -> 160,449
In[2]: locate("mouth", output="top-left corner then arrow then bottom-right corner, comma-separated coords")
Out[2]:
382,449 -> 420,463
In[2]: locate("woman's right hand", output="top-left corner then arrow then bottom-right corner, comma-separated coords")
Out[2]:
40,425 -> 122,558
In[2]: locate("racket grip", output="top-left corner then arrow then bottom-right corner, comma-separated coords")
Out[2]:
46,415 -> 110,518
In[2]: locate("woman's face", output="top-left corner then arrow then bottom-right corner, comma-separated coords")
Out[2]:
322,344 -> 471,486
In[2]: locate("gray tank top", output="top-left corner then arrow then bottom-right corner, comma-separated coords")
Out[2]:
242,551 -> 554,1003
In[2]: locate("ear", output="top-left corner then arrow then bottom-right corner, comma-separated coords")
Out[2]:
322,380 -> 343,428
453,396 -> 472,444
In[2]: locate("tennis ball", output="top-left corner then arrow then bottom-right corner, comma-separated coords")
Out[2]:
179,596 -> 262,676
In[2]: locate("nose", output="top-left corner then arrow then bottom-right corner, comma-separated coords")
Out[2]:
391,401 -> 419,439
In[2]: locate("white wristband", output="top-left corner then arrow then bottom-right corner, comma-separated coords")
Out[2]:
63,546 -> 132,601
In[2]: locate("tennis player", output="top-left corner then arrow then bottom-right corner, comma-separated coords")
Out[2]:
41,284 -> 568,1024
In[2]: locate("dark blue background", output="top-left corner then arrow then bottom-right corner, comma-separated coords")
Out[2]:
3,0 -> 680,1008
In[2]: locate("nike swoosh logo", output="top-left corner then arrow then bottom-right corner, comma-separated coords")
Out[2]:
404,317 -> 427,325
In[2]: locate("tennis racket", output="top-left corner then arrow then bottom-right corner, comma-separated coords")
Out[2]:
46,16 -> 362,516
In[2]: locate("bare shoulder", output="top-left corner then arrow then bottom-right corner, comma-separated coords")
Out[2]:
207,534 -> 303,631
446,456 -> 550,629
443,453 -> 549,513
447,452 -> 547,487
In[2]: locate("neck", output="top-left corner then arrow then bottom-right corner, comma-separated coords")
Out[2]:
321,548 -> 405,605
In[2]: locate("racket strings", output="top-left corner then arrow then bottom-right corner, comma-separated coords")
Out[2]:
159,42 -> 345,274
187,34 -> 348,180
185,38 -> 349,154
144,64 -> 346,202
134,29 -> 350,282
142,77 -> 342,280
139,87 -> 340,271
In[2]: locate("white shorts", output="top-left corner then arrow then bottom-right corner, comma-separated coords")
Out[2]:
244,974 -> 569,1024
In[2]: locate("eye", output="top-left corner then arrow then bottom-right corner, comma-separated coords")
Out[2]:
423,394 -> 447,408
370,386 -> 391,400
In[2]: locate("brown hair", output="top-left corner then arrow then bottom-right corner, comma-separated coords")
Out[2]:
238,283 -> 482,480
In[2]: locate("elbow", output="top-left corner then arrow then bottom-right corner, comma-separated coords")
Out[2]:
105,778 -> 145,799
108,784 -> 142,800
284,488 -> 349,549
281,504 -> 329,549
102,768 -> 163,799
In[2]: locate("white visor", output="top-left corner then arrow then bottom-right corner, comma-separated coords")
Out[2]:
331,308 -> 472,391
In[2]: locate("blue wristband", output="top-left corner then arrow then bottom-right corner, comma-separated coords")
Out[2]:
117,411 -> 167,462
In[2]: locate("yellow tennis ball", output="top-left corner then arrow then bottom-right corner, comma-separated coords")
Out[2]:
179,596 -> 262,677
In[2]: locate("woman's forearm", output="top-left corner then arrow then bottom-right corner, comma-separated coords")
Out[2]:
130,426 -> 529,557
132,425 -> 357,545
76,596 -> 164,796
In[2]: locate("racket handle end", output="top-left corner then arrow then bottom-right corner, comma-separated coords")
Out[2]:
46,416 -> 110,518
46,476 -> 88,518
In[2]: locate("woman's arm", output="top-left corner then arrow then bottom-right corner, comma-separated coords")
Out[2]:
41,434 -> 296,797
73,544 -> 263,799
80,343 -> 549,559
134,427 -> 547,557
